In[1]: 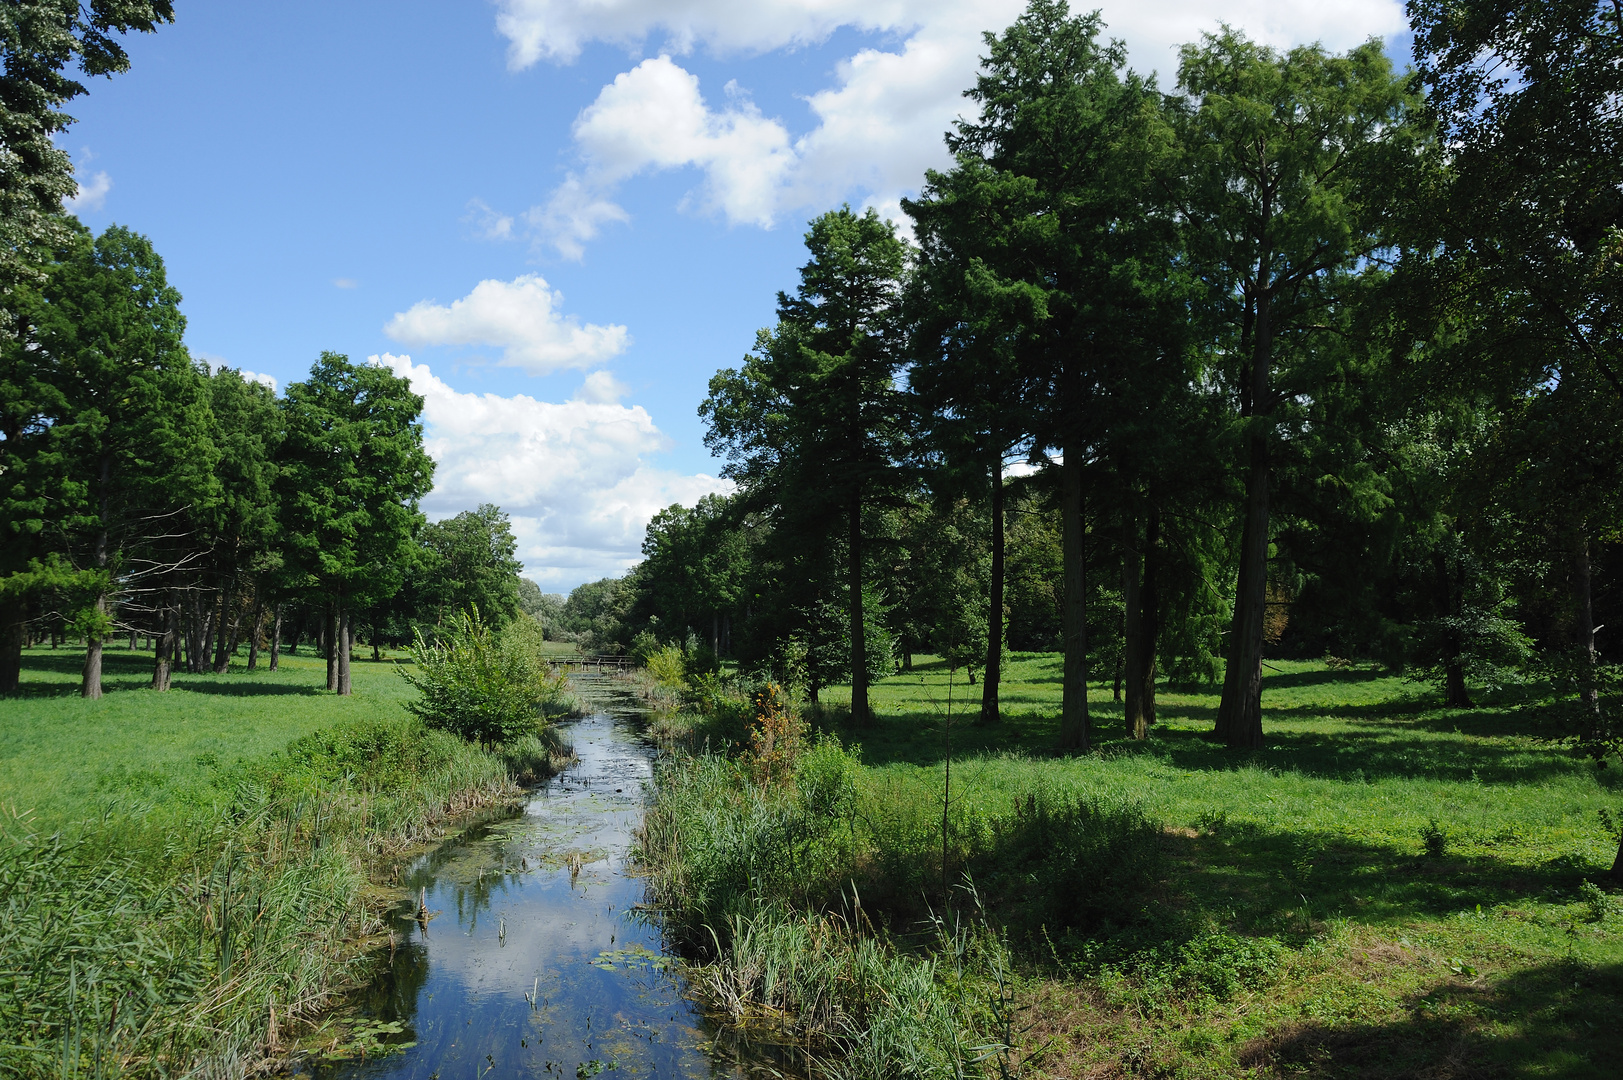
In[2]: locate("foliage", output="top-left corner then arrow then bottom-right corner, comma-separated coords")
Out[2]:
402,608 -> 565,746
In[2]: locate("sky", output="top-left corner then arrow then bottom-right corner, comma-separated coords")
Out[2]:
61,0 -> 1409,593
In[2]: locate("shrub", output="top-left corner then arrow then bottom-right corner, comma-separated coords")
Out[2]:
1421,818 -> 1449,858
644,644 -> 687,690
402,608 -> 565,747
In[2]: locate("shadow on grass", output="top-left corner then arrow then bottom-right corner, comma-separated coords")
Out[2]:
849,706 -> 1604,787
1159,825 -> 1611,937
12,648 -> 325,697
1240,960 -> 1623,1079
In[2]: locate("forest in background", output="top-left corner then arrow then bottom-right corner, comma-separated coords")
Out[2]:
6,0 -> 1621,780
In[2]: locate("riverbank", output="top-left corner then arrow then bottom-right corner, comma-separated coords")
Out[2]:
0,646 -> 572,1077
641,658 -> 1623,1078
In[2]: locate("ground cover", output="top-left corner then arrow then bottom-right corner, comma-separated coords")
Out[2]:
0,644 -> 571,1078
645,657 -> 1623,1078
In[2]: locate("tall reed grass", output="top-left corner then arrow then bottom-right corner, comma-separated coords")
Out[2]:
0,717 -> 570,1079
638,730 -> 1164,1077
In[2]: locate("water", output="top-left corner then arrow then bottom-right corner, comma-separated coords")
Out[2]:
321,695 -> 745,1080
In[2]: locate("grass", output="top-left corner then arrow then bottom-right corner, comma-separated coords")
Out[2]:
0,642 -> 572,1078
646,655 -> 1623,1079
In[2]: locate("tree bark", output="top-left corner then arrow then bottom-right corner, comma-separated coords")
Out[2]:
152,600 -> 176,691
1122,513 -> 1143,733
1126,507 -> 1161,740
81,594 -> 106,699
1058,452 -> 1090,752
0,597 -> 23,694
848,494 -> 869,725
1217,283 -> 1274,750
268,604 -> 282,672
337,605 -> 353,696
212,584 -> 232,674
325,603 -> 339,692
980,459 -> 1006,726
1575,532 -> 1599,715
246,594 -> 263,671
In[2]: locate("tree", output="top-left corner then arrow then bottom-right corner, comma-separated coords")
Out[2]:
0,2 -> 174,302
926,0 -> 1181,750
702,207 -> 909,723
637,493 -> 754,654
1176,29 -> 1428,748
278,353 -> 433,695
34,223 -> 214,698
418,504 -> 524,630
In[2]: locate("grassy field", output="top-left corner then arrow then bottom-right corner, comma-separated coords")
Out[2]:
649,655 -> 1623,1079
0,642 -> 571,1077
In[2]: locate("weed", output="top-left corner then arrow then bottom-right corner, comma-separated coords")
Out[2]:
1579,880 -> 1617,923
1421,818 -> 1450,858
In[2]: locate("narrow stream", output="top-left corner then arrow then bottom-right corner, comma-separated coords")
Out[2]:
321,691 -> 746,1080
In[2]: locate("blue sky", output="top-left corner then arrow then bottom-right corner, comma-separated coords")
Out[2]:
61,0 -> 1408,591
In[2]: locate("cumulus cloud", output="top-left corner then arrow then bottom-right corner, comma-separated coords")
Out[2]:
383,274 -> 629,374
574,369 -> 630,403
532,56 -> 796,257
501,0 -> 1406,255
370,353 -> 728,588
64,169 -> 112,213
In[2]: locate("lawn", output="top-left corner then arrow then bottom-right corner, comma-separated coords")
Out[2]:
0,643 -> 415,824
662,655 -> 1623,1078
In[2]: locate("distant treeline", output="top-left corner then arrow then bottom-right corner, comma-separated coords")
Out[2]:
554,0 -> 1623,760
0,223 -> 537,697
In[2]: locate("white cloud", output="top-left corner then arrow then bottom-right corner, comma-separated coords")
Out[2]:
464,197 -> 516,241
332,277 -> 359,289
64,169 -> 112,213
197,354 -> 279,394
383,274 -> 629,374
371,353 -> 729,589
501,0 -> 1407,255
574,369 -> 630,403
532,56 -> 796,257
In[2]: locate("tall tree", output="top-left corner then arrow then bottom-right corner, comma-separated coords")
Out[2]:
36,223 -> 214,698
0,1 -> 174,302
417,503 -> 524,629
702,207 -> 909,723
1176,30 -> 1427,748
926,0 -> 1180,750
278,353 -> 433,695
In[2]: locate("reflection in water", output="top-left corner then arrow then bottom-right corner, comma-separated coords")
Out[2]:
320,693 -> 745,1080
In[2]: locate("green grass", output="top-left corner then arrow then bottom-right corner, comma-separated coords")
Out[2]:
650,656 -> 1623,1079
0,643 -> 570,1078
1,644 -> 420,824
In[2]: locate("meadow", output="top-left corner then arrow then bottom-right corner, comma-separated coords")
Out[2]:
0,642 -> 571,1077
645,655 -> 1623,1079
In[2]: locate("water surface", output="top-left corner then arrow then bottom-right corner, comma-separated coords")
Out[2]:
327,694 -> 744,1080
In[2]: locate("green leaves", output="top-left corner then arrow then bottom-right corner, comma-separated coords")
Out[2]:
278,352 -> 434,604
401,607 -> 565,747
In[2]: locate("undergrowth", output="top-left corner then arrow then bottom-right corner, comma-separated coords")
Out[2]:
0,716 -> 571,1078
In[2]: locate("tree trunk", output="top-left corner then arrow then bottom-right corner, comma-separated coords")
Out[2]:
372,618 -> 381,662
979,459 -> 1006,726
1126,507 -> 1161,739
212,585 -> 232,674
1058,452 -> 1090,752
152,601 -> 176,691
1437,550 -> 1473,707
1217,283 -> 1273,750
1122,513 -> 1143,734
325,603 -> 339,692
268,604 -> 282,672
1575,532 -> 1599,715
0,597 -> 23,694
247,595 -> 263,671
848,495 -> 869,725
81,594 -> 106,699
337,606 -> 353,696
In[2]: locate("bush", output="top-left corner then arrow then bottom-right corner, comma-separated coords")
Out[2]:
402,608 -> 565,747
644,644 -> 687,690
